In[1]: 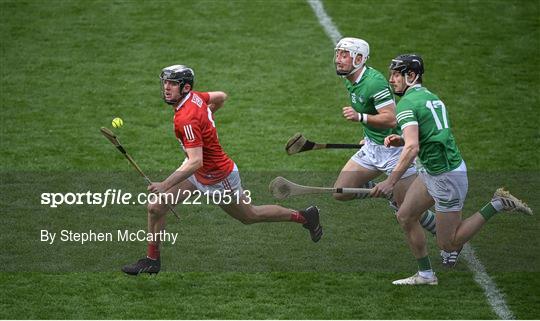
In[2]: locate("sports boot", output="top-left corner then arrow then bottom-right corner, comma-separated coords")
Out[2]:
493,188 -> 533,215
122,257 -> 161,276
441,248 -> 462,268
301,206 -> 323,243
392,272 -> 438,285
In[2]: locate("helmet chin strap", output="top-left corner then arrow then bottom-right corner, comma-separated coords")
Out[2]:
336,66 -> 362,77
343,64 -> 363,77
405,73 -> 419,86
336,52 -> 365,77
395,73 -> 419,97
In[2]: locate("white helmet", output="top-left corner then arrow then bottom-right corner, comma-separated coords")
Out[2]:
334,37 -> 370,76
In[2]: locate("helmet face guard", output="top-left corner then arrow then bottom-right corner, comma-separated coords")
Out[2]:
389,54 -> 424,96
334,37 -> 370,77
159,65 -> 195,105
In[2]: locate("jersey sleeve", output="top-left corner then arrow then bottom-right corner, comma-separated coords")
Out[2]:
178,118 -> 203,149
369,79 -> 394,110
396,101 -> 418,130
197,91 -> 210,104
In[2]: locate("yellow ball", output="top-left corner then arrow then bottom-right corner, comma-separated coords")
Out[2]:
112,117 -> 124,128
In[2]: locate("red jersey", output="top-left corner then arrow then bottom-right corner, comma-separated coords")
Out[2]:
173,91 -> 234,185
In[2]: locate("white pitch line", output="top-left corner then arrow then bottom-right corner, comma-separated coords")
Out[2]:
306,0 -> 515,319
306,0 -> 341,44
461,244 -> 515,320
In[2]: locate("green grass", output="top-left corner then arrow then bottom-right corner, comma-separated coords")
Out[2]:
1,0 -> 539,319
0,272 -> 497,319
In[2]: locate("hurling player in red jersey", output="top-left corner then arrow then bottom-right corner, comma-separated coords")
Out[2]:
122,65 -> 322,275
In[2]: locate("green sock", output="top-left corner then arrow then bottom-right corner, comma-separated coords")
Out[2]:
420,210 -> 437,235
479,202 -> 498,221
417,255 -> 432,272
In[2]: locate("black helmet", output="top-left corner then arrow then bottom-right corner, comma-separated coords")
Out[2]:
389,54 -> 424,76
159,65 -> 195,105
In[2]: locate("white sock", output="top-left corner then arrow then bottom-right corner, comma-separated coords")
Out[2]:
491,198 -> 504,212
419,270 -> 434,279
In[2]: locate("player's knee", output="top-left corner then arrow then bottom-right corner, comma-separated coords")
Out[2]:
235,208 -> 257,225
396,211 -> 415,228
147,202 -> 168,217
237,214 -> 257,225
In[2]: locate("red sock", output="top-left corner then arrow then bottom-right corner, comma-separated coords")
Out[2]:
147,243 -> 160,260
290,211 -> 307,224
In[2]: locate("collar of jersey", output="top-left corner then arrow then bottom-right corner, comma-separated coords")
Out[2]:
353,66 -> 367,84
175,92 -> 192,111
404,84 -> 422,96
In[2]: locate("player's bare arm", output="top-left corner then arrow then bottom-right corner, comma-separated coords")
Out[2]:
371,126 -> 419,197
148,147 -> 203,193
208,91 -> 228,113
342,104 -> 397,129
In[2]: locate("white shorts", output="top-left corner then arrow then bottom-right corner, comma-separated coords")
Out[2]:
187,163 -> 243,195
419,161 -> 468,212
351,138 -> 416,178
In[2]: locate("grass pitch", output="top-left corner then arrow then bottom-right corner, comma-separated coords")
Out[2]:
1,0 -> 539,319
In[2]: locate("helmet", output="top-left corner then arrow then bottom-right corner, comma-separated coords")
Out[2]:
389,54 -> 424,96
389,54 -> 424,77
334,37 -> 370,76
159,65 -> 195,105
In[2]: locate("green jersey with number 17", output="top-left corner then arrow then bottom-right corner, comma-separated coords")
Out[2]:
344,67 -> 395,145
396,85 -> 463,175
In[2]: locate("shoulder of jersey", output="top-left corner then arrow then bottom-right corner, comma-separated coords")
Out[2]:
421,87 -> 439,99
184,92 -> 207,111
396,93 -> 415,106
368,67 -> 388,87
366,67 -> 387,81
411,87 -> 436,99
365,67 -> 390,94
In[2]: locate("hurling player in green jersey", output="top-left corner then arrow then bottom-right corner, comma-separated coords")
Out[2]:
332,38 -> 439,237
371,54 -> 532,285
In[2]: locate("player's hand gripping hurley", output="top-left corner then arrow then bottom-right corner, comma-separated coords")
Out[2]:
285,133 -> 363,155
100,127 -> 180,219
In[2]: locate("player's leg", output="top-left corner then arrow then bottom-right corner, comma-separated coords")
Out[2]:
147,179 -> 196,251
122,179 -> 197,276
333,159 -> 380,201
392,172 -> 460,265
436,188 -> 533,252
434,211 -> 465,252
391,172 -> 437,235
392,176 -> 438,285
220,199 -> 298,223
219,198 -> 323,242
219,165 -> 323,242
381,145 -> 438,236
391,174 -> 415,207
419,161 -> 468,254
